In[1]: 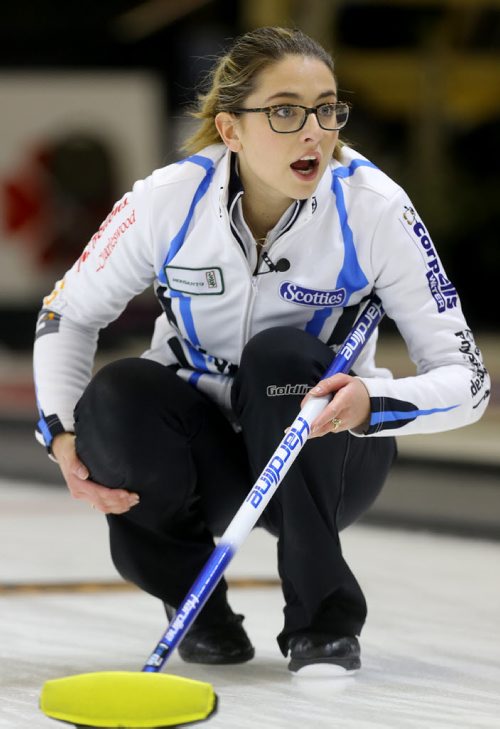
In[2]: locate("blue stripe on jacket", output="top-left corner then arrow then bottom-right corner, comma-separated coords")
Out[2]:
371,404 -> 459,426
160,154 -> 215,373
305,159 -> 376,337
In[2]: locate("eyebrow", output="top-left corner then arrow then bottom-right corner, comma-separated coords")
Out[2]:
263,90 -> 338,104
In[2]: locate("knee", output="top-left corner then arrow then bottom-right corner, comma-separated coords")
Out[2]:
74,359 -> 170,466
232,328 -> 331,417
238,327 -> 331,390
76,358 -> 161,424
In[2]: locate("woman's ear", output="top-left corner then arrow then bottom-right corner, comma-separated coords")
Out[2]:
215,112 -> 242,152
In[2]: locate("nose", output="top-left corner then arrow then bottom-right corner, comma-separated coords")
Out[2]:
299,110 -> 324,141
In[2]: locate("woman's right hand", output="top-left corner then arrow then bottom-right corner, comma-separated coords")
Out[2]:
51,433 -> 140,514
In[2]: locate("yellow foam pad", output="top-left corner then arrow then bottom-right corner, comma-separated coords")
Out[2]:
40,671 -> 217,728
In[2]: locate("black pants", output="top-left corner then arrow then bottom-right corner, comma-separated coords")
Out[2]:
74,327 -> 396,654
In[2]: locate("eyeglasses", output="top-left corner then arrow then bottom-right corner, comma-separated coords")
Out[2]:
230,102 -> 350,134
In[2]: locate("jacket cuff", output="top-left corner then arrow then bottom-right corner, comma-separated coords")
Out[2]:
35,412 -> 69,459
364,395 -> 418,435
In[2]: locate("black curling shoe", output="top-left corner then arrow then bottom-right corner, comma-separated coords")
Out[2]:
287,634 -> 361,675
164,604 -> 255,665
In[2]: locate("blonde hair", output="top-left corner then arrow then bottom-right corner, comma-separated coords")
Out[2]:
182,26 -> 344,159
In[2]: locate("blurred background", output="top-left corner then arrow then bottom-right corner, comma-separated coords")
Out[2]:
0,0 -> 498,537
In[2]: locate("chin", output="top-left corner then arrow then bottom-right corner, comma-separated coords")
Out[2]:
288,178 -> 321,200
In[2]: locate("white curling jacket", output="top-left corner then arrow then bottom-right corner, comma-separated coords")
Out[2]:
33,144 -> 490,448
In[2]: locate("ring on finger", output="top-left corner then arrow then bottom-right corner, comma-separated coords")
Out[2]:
331,417 -> 342,431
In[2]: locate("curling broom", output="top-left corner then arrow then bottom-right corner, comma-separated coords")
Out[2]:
40,293 -> 385,728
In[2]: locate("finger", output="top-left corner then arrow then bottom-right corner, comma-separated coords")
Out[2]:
310,408 -> 345,435
71,464 -> 89,480
312,419 -> 344,436
309,427 -> 329,439
92,484 -> 140,501
68,455 -> 89,480
89,494 -> 140,514
70,479 -> 140,509
91,500 -> 138,515
310,401 -> 339,432
74,480 -> 138,500
90,492 -> 141,510
311,373 -> 352,396
309,420 -> 343,438
311,385 -> 350,432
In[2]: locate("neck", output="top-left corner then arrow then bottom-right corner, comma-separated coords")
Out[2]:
242,190 -> 294,243
236,156 -> 293,241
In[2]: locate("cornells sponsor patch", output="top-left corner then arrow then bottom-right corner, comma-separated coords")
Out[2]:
279,281 -> 346,307
402,206 -> 458,312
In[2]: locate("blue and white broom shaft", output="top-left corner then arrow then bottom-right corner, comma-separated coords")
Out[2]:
144,294 -> 385,673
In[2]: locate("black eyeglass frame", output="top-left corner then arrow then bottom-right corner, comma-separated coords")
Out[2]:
229,102 -> 350,133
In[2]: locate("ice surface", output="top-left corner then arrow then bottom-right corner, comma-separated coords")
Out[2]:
1,478 -> 499,728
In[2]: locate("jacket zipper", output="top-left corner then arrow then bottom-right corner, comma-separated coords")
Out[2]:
241,272 -> 260,350
223,200 -> 309,352
221,202 -> 261,353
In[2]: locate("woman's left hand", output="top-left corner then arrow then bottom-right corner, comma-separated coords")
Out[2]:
300,373 -> 371,438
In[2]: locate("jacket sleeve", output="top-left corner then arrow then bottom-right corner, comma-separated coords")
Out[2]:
33,177 -> 156,451
355,189 -> 490,436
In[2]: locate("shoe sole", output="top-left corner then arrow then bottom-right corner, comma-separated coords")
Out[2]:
289,656 -> 361,676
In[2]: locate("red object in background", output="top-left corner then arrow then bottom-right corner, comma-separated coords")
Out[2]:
4,171 -> 43,234
2,134 -> 117,269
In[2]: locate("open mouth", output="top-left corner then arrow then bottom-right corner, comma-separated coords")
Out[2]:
290,155 -> 320,180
